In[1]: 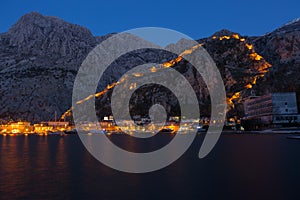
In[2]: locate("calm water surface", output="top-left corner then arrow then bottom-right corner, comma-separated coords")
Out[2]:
0,133 -> 300,200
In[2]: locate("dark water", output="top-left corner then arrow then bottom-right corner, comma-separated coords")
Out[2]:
0,133 -> 300,200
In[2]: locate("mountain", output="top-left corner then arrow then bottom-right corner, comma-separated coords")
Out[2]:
0,12 -> 173,122
0,12 -> 99,122
0,12 -> 299,122
67,30 -> 273,120
249,19 -> 300,94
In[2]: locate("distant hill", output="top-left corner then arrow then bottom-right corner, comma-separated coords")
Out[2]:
0,12 -> 299,122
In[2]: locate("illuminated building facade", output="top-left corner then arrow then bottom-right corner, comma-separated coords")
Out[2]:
243,92 -> 300,127
0,121 -> 34,134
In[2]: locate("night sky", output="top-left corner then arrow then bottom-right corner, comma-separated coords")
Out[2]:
1,0 -> 300,39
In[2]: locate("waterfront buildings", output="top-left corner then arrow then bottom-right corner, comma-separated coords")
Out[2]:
0,121 -> 34,134
0,121 -> 71,135
243,92 -> 300,129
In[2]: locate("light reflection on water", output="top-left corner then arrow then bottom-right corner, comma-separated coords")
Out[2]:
0,134 -> 299,199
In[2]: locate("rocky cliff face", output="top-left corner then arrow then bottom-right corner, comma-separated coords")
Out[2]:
80,30 -> 272,119
0,12 -> 299,122
249,19 -> 300,94
0,12 -> 99,122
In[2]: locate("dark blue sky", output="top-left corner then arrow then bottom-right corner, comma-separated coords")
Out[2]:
1,0 -> 300,39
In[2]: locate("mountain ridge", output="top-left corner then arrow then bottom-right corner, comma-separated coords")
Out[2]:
0,12 -> 299,122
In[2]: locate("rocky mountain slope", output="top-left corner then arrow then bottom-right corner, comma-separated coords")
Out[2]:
250,19 -> 300,94
0,12 -> 299,122
0,12 -> 104,122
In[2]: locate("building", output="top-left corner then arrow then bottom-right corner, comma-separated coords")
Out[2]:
243,92 -> 300,129
1,121 -> 34,134
48,121 -> 69,128
33,122 -> 54,133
